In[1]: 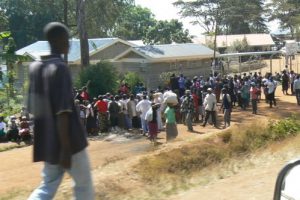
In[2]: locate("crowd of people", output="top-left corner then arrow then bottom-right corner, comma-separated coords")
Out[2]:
0,107 -> 32,143
72,67 -> 300,145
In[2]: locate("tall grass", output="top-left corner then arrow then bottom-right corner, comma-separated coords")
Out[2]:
136,116 -> 300,182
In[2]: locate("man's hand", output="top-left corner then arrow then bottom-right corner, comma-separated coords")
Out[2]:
59,150 -> 71,169
57,112 -> 72,169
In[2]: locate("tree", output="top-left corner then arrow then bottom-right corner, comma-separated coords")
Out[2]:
85,0 -> 134,38
76,0 -> 89,68
174,0 -> 268,35
76,62 -> 119,98
113,5 -> 156,40
143,19 -> 192,45
122,72 -> 144,93
0,0 -> 64,48
268,0 -> 300,40
0,10 -> 9,33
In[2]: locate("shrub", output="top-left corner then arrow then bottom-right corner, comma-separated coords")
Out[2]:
122,72 -> 144,93
75,61 -> 119,98
135,117 -> 300,183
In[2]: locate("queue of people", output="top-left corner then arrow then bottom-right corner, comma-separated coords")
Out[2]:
70,68 -> 300,145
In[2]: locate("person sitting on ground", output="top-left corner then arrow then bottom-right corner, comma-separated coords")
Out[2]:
19,116 -> 31,142
0,116 -> 6,142
6,116 -> 20,142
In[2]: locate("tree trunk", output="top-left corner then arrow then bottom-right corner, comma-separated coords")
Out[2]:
76,0 -> 89,69
63,0 -> 68,63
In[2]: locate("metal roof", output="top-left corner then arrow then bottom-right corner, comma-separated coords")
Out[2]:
16,38 -> 120,62
194,34 -> 275,48
133,43 -> 216,60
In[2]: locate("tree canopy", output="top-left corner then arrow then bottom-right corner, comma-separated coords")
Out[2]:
143,19 -> 192,45
113,5 -> 156,40
174,0 -> 268,35
268,0 -> 300,39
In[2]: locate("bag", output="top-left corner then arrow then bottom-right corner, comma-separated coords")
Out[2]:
145,108 -> 153,122
163,91 -> 178,105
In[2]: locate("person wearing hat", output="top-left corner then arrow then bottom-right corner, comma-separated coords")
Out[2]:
220,88 -> 231,128
250,82 -> 260,114
180,90 -> 194,132
202,88 -> 217,127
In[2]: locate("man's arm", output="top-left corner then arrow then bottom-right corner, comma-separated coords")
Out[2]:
57,112 -> 71,169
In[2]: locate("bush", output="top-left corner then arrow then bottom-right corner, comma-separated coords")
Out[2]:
135,117 -> 300,182
75,62 -> 119,98
122,72 -> 144,93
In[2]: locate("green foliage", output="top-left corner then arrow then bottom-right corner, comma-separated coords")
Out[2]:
226,37 -> 251,53
112,5 -> 156,40
174,0 -> 268,35
268,0 -> 300,39
268,116 -> 300,140
0,0 -> 63,48
75,61 -> 119,98
122,72 -> 143,93
143,19 -> 192,45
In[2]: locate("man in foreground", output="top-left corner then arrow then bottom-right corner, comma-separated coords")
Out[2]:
27,22 -> 94,199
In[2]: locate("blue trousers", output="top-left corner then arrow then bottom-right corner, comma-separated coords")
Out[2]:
28,149 -> 94,200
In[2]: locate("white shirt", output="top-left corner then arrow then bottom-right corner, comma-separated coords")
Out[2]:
204,93 -> 217,111
136,99 -> 152,119
0,122 -> 6,131
265,80 -> 277,94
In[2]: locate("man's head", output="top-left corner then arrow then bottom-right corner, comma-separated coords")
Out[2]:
44,22 -> 69,55
207,88 -> 213,94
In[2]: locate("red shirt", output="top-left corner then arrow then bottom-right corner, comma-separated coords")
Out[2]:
80,91 -> 90,101
95,100 -> 108,113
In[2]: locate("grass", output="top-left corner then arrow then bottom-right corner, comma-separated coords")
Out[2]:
135,115 -> 300,183
0,143 -> 28,152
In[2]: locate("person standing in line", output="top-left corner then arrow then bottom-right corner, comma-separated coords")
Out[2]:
94,95 -> 109,133
250,82 -> 260,114
127,94 -> 138,129
181,90 -> 194,132
220,88 -> 231,128
164,104 -> 178,142
293,75 -> 300,106
202,88 -> 217,127
281,70 -> 290,95
108,96 -> 121,132
147,103 -> 160,145
265,77 -> 277,108
27,22 -> 94,200
136,95 -> 151,135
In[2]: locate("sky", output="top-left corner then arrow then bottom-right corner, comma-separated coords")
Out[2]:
135,0 -> 280,36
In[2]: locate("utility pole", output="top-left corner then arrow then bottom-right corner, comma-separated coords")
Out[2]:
76,0 -> 90,69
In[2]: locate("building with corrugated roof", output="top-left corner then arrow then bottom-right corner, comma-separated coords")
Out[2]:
113,43 -> 216,88
16,39 -> 215,89
193,34 -> 275,53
